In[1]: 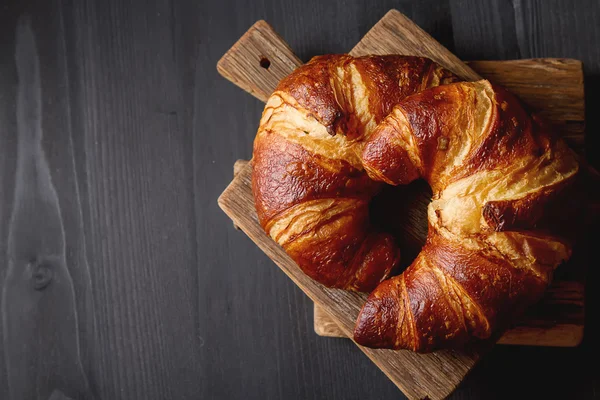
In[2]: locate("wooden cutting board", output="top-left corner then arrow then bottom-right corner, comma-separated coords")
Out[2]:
217,9 -> 585,400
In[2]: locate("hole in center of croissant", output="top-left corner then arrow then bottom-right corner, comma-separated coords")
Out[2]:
369,179 -> 431,273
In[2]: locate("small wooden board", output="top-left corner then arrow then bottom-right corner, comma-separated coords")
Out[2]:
217,10 -> 585,400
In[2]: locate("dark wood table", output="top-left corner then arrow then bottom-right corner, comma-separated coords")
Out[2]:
0,1 -> 598,399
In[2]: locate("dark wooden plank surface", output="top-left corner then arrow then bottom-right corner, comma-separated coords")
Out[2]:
0,0 -> 598,399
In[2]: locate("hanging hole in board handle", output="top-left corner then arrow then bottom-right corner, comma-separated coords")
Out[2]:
259,57 -> 270,70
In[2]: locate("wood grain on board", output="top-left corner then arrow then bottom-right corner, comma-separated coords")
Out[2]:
218,9 -> 586,400
217,20 -> 302,102
220,161 -> 490,400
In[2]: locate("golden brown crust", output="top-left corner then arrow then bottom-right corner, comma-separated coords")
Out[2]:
276,55 -> 344,135
355,231 -> 558,351
481,179 -> 569,232
275,55 -> 460,139
252,131 -> 379,225
354,80 -> 578,352
252,54 -> 578,347
253,55 -> 457,292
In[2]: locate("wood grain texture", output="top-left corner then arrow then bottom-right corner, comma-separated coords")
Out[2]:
1,1 -> 202,399
0,1 -> 598,400
65,2 -> 202,398
216,2 -> 600,400
219,17 -> 586,354
217,20 -> 302,102
218,11 -> 504,399
3,16 -> 93,400
218,9 -> 595,398
219,163 -> 491,400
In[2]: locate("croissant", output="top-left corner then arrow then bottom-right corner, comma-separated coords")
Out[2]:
252,54 -> 579,351
354,80 -> 579,351
252,55 -> 459,291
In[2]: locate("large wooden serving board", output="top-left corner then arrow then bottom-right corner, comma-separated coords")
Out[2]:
217,10 -> 585,400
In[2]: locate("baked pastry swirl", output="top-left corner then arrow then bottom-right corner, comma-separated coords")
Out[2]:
253,54 -> 458,291
251,54 -> 579,351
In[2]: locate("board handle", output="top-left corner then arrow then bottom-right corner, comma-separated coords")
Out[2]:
216,10 -> 483,102
217,20 -> 302,102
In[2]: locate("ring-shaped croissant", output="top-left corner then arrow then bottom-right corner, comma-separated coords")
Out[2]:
252,55 -> 578,351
